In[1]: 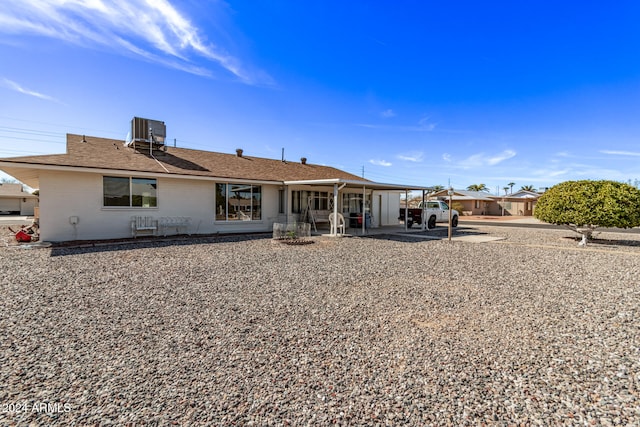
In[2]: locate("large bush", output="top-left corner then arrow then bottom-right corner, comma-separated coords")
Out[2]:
534,180 -> 640,243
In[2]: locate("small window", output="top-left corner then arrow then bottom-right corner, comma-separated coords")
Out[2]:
103,176 -> 157,208
132,178 -> 157,207
312,191 -> 329,210
278,189 -> 285,214
342,193 -> 370,214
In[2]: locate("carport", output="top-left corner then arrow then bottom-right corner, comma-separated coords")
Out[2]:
283,178 -> 432,236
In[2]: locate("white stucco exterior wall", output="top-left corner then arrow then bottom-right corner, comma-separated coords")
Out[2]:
38,170 -> 280,242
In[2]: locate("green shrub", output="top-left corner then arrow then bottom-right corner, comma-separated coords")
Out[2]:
535,180 -> 640,228
534,180 -> 640,245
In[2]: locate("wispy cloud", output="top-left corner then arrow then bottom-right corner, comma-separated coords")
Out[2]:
600,150 -> 640,157
541,169 -> 570,178
442,153 -> 452,162
355,116 -> 437,132
369,159 -> 392,167
397,151 -> 424,162
380,109 -> 396,118
0,0 -> 271,85
1,78 -> 64,104
458,149 -> 516,168
417,116 -> 436,131
487,149 -> 516,165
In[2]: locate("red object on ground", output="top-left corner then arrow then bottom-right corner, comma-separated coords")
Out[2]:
15,230 -> 32,242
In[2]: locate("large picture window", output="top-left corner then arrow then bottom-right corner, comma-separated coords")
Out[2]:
103,176 -> 157,207
216,183 -> 261,221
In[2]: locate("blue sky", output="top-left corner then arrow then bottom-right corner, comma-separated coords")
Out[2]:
1,1 -> 639,194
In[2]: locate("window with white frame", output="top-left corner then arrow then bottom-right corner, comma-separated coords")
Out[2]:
216,183 -> 262,221
342,193 -> 370,214
103,176 -> 157,208
291,190 -> 331,213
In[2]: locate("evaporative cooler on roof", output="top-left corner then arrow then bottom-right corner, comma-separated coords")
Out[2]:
127,117 -> 166,152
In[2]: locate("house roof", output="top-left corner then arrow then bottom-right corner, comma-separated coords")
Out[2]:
507,190 -> 540,199
0,134 -> 370,188
431,189 -> 495,201
429,189 -> 540,201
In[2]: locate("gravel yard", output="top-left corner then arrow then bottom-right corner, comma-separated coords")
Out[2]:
1,225 -> 639,425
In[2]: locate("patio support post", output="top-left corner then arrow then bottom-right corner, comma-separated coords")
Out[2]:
421,189 -> 426,231
362,185 -> 366,235
404,189 -> 409,231
333,183 -> 338,236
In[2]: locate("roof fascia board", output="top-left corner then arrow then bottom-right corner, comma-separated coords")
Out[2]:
284,178 -> 428,191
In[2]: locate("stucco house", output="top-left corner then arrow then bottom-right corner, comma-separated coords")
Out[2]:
429,189 -> 540,216
0,182 -> 38,215
429,190 -> 496,215
494,190 -> 540,216
0,124 -> 425,242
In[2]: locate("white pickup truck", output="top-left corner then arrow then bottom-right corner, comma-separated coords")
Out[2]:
399,200 -> 459,229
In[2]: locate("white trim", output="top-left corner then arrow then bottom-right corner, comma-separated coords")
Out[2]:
284,178 -> 429,191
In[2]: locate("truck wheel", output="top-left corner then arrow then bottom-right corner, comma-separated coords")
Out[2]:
452,216 -> 458,227
428,216 -> 436,229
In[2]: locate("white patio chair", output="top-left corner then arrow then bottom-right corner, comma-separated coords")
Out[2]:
328,212 -> 346,235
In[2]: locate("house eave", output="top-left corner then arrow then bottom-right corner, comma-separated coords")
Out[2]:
284,178 -> 430,191
0,161 -> 283,187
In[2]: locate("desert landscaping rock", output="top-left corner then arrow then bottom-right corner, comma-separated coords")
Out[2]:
1,225 -> 639,425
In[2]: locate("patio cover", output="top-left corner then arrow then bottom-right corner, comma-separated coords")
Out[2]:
283,178 -> 432,235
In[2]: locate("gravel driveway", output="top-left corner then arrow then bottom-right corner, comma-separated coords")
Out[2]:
1,226 -> 639,425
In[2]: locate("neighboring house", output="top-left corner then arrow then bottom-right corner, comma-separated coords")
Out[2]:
0,182 -> 38,215
429,189 -> 540,216
494,190 -> 540,216
429,190 -> 496,215
0,126 -> 426,242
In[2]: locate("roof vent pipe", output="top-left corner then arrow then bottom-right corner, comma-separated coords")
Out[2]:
236,148 -> 243,157
301,157 -> 307,164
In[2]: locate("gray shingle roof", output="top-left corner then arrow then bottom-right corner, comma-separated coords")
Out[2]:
1,134 -> 367,183
431,189 -> 495,201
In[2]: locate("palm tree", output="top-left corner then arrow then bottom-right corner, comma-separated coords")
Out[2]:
467,184 -> 488,192
507,182 -> 515,194
431,185 -> 445,192
503,187 -> 510,195
520,185 -> 536,192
